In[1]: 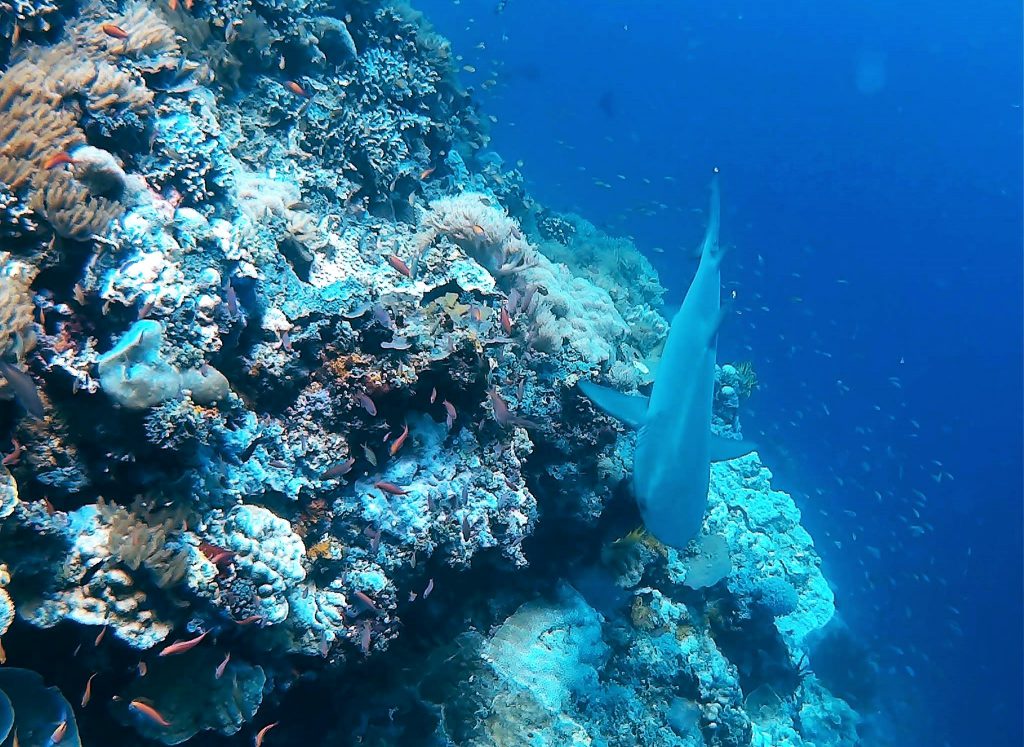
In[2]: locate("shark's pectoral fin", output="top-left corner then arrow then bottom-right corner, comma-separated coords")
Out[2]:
578,380 -> 649,428
709,433 -> 757,462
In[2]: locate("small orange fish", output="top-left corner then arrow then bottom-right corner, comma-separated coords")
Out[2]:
254,721 -> 279,747
389,423 -> 409,456
167,0 -> 177,9
129,699 -> 171,727
471,224 -> 485,236
500,305 -> 513,335
215,652 -> 231,679
419,166 -> 435,180
442,400 -> 457,429
387,254 -> 412,278
285,80 -> 308,97
101,23 -> 129,39
374,481 -> 408,496
43,152 -> 75,170
0,637 -> 6,664
137,661 -> 148,677
81,672 -> 97,707
159,629 -> 209,656
50,720 -> 68,744
94,625 -> 107,647
235,615 -> 264,626
183,0 -> 194,9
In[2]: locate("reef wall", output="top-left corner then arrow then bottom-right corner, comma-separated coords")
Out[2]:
0,1 -> 863,745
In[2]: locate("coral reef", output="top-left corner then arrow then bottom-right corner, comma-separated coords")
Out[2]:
0,668 -> 81,747
0,0 -> 867,745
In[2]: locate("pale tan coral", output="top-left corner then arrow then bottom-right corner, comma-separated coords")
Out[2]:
419,193 -> 537,277
0,251 -> 38,359
97,497 -> 192,589
0,59 -> 84,193
29,172 -> 123,240
0,37 -> 152,239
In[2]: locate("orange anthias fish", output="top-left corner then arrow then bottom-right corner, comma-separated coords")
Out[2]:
101,23 -> 129,39
285,80 -> 309,97
442,400 -> 457,429
49,720 -> 68,744
129,700 -> 171,727
215,652 -> 231,679
418,166 -> 435,180
388,423 -> 409,456
159,629 -> 209,656
386,254 -> 412,278
81,672 -> 97,707
500,305 -> 513,335
254,721 -> 279,747
43,152 -> 75,170
374,481 -> 408,496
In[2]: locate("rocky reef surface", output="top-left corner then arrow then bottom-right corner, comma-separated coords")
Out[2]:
0,1 -> 869,745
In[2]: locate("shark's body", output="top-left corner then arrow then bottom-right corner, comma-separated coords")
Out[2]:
579,173 -> 754,549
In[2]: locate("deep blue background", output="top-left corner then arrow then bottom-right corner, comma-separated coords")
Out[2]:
422,1 -> 1022,744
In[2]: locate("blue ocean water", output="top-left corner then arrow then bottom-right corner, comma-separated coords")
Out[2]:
424,1 -> 1023,745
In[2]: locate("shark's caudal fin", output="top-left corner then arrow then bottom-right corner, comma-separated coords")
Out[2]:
709,433 -> 757,462
577,380 -> 648,428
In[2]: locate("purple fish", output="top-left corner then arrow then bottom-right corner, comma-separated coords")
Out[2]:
354,392 -> 377,416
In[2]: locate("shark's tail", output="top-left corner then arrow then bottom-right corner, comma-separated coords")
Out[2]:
699,169 -> 723,263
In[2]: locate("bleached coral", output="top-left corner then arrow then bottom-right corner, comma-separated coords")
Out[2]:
702,453 -> 836,648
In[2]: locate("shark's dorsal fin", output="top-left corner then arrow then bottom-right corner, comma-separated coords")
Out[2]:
578,380 -> 649,429
709,433 -> 757,462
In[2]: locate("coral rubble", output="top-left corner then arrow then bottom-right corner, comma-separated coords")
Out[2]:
0,0 -> 869,744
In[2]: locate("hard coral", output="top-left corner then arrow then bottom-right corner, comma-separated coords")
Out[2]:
420,192 -> 536,277
113,647 -> 266,745
0,34 -> 154,240
0,252 -> 37,360
98,497 -> 192,589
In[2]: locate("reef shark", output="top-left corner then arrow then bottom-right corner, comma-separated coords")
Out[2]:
578,171 -> 755,549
